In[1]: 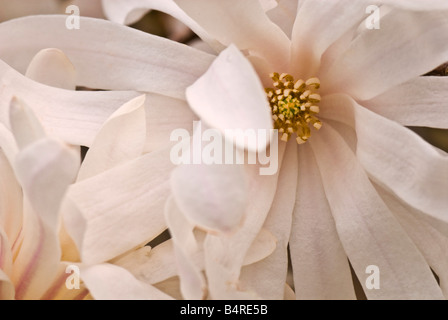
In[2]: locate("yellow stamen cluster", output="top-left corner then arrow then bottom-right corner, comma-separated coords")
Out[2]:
265,72 -> 322,144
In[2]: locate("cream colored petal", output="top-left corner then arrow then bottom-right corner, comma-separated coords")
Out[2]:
81,263 -> 174,300
63,146 -> 175,264
240,140 -> 298,299
77,94 -> 146,181
25,48 -> 76,90
0,60 -> 140,147
0,15 -> 214,99
0,269 -> 14,300
174,0 -> 290,68
311,124 -> 444,299
362,76 -> 448,128
186,45 -> 273,153
290,143 -> 355,300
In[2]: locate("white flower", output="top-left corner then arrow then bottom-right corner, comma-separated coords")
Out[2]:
1,0 -> 447,299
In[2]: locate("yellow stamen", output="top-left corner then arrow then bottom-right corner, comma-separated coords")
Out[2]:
265,73 -> 322,144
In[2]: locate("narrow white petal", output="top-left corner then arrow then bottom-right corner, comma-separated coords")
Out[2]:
290,143 -> 356,300
322,9 -> 448,100
362,76 -> 448,128
310,124 -> 444,299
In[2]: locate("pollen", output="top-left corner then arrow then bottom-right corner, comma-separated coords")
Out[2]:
265,73 -> 322,144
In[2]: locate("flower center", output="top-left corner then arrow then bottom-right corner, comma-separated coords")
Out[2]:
265,72 -> 322,144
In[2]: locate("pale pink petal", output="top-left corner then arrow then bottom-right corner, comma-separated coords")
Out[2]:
81,263 -> 174,300
322,9 -> 448,100
290,143 -> 356,300
170,163 -> 247,234
174,0 -> 290,68
266,0 -> 298,38
0,15 -> 215,99
63,147 -> 175,264
310,124 -> 443,299
382,0 -> 448,10
362,76 -> 448,128
291,0 -> 370,78
77,94 -> 146,181
25,48 -> 76,90
0,60 -> 140,147
186,45 -> 273,153
240,140 -> 298,299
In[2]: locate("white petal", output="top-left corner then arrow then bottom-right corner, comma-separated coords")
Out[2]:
376,185 -> 448,298
310,124 -> 444,299
170,163 -> 247,234
77,94 -> 146,181
322,94 -> 448,235
362,76 -> 448,128
0,60 -> 140,147
81,263 -> 174,300
186,45 -> 273,153
63,146 -> 175,264
291,0 -> 370,78
290,143 -> 356,300
322,9 -> 448,100
240,140 -> 298,299
174,0 -> 290,68
25,48 -> 76,90
0,15 -> 215,99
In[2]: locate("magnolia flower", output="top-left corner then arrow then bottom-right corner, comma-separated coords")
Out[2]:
1,0 -> 447,300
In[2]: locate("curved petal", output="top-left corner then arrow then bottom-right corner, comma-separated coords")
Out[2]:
0,269 -> 14,300
320,94 -> 448,236
25,48 -> 76,90
186,45 -> 273,153
101,0 -> 223,52
0,15 -> 215,99
170,163 -> 247,234
322,9 -> 448,100
81,263 -> 173,300
11,115 -> 79,300
77,94 -> 146,181
362,76 -> 448,128
174,0 -> 290,68
63,146 -> 175,264
240,140 -> 298,300
0,60 -> 140,147
291,0 -> 370,78
310,124 -> 443,299
290,142 -> 356,300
